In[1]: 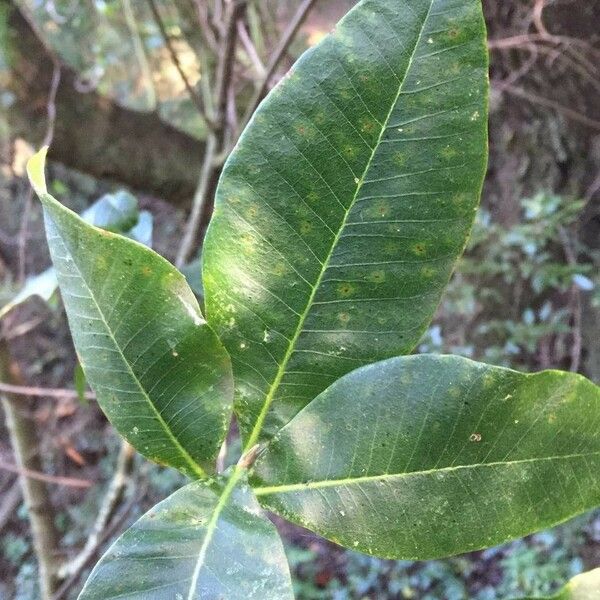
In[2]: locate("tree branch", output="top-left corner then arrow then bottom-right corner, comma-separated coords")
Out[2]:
0,341 -> 60,599
242,0 -> 318,128
146,0 -> 214,127
175,0 -> 247,267
0,382 -> 96,401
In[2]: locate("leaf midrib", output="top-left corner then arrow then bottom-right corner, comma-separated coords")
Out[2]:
253,450 -> 600,495
244,0 -> 436,451
44,200 -> 206,479
186,470 -> 243,600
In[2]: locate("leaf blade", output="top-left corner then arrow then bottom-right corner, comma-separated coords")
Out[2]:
203,0 -> 489,445
79,476 -> 294,600
253,355 -> 600,559
28,150 -> 233,477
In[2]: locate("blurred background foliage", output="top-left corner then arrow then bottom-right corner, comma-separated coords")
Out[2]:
0,0 -> 599,598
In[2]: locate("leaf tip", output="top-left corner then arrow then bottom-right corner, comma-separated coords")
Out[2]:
27,146 -> 49,197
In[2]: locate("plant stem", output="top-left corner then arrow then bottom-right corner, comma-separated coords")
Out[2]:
241,0 -> 318,129
176,1 -> 247,267
175,134 -> 218,268
146,0 -> 212,125
58,441 -> 135,580
0,340 -> 60,600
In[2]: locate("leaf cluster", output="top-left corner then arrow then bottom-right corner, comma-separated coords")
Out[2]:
26,1 -> 600,598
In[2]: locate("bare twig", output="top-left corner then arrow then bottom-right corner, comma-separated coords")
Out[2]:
499,85 -> 600,132
558,227 -> 583,373
190,0 -> 219,52
58,442 -> 135,580
175,133 -> 218,268
0,484 -> 22,533
176,1 -> 247,267
123,0 -> 157,110
17,60 -> 61,284
50,479 -> 146,600
493,44 -> 540,91
147,0 -> 213,126
214,0 -> 246,127
0,382 -> 95,401
584,171 -> 600,203
532,0 -> 550,38
0,459 -> 92,488
489,34 -> 600,62
242,0 -> 318,128
237,19 -> 266,78
1,342 -> 61,599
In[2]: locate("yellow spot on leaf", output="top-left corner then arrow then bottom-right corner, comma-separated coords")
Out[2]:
368,270 -> 386,283
393,152 -> 406,167
300,221 -> 312,235
412,242 -> 427,256
360,118 -> 376,134
337,282 -> 356,297
441,146 -> 458,160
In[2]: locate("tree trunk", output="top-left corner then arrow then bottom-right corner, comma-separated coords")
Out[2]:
1,0 -> 205,206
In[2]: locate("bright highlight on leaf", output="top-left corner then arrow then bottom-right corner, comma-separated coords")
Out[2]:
203,0 -> 489,447
253,355 -> 600,559
26,146 -> 49,196
27,149 -> 233,478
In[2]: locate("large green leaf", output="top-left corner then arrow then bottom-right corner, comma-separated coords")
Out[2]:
203,0 -> 489,447
516,569 -> 600,600
79,476 -> 294,600
27,149 -> 233,478
252,355 -> 600,560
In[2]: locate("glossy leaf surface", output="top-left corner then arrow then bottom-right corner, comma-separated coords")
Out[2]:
203,0 -> 489,446
28,149 -> 233,477
517,569 -> 600,600
79,476 -> 293,600
253,355 -> 600,559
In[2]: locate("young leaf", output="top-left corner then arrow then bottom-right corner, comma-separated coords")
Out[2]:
27,148 -> 233,478
516,568 -> 600,599
203,0 -> 489,446
79,476 -> 293,600
252,355 -> 600,560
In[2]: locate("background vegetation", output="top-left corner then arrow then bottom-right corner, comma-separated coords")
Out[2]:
0,1 -> 599,598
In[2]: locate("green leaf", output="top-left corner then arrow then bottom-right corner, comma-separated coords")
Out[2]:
252,355 -> 600,560
27,148 -> 233,478
203,0 -> 489,447
79,475 -> 293,600
516,568 -> 600,599
73,361 -> 88,406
